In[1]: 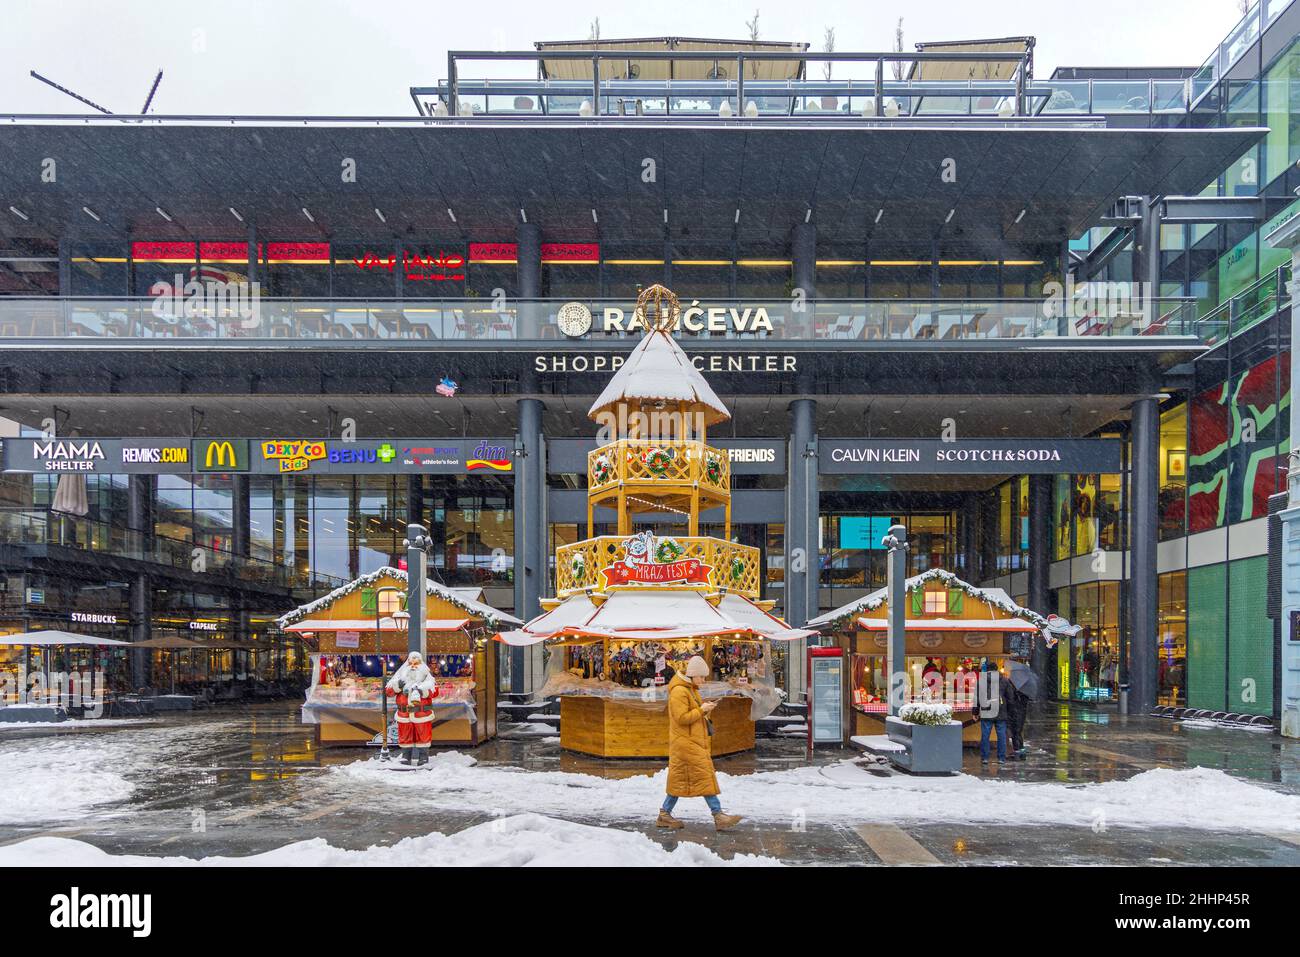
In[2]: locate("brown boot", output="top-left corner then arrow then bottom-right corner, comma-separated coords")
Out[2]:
713,812 -> 743,831
656,809 -> 685,830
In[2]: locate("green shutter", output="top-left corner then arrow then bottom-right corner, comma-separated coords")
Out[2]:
910,590 -> 923,615
360,589 -> 377,614
947,589 -> 963,615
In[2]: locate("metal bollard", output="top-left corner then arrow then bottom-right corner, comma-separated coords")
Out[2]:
1119,683 -> 1130,715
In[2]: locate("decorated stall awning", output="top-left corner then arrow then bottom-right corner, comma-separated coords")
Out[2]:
856,616 -> 1039,632
496,590 -> 815,646
276,566 -> 521,632
282,618 -> 470,634
806,567 -> 1081,645
0,630 -> 130,647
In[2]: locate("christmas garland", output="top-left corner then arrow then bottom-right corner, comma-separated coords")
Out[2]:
275,566 -> 519,630
592,453 -> 614,484
654,537 -> 685,563
704,453 -> 723,484
641,446 -> 673,476
571,553 -> 588,579
730,557 -> 745,581
815,567 -> 1051,634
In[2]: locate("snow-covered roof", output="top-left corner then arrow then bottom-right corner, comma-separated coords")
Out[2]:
587,329 -> 731,426
495,590 -> 815,647
277,567 -> 521,630
805,568 -> 1049,631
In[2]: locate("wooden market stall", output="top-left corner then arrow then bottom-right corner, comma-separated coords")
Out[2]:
807,568 -> 1070,745
277,568 -> 520,748
497,285 -> 813,758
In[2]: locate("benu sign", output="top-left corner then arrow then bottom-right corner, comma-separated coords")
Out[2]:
819,439 -> 1123,474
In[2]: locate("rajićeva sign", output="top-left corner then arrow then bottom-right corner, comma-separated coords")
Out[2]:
819,438 -> 1123,475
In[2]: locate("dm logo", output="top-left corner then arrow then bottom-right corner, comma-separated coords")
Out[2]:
466,441 -> 512,473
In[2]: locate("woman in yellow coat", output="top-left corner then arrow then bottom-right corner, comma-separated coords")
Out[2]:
657,655 -> 743,831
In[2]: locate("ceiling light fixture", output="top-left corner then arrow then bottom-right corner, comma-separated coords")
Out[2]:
734,209 -> 740,223
82,206 -> 100,222
804,208 -> 812,223
446,208 -> 456,222
229,207 -> 243,222
155,206 -> 172,222
374,208 -> 386,223
301,207 -> 314,222
519,208 -> 527,223
1014,208 -> 1026,224
663,209 -> 669,224
944,208 -> 955,224
874,209 -> 884,224
8,206 -> 28,221
591,208 -> 598,223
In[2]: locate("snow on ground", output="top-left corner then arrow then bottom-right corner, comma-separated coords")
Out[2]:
0,720 -> 223,825
0,813 -> 780,867
0,718 -> 160,731
326,752 -> 1300,834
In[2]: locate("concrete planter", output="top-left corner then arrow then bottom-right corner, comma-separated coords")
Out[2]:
885,715 -> 963,775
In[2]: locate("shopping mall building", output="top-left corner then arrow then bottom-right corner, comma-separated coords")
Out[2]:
1,10 -> 1299,732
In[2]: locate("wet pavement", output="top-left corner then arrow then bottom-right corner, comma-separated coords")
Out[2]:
1,700 -> 1298,865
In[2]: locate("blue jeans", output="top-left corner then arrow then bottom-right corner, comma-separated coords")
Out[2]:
662,794 -> 722,814
980,718 -> 1008,761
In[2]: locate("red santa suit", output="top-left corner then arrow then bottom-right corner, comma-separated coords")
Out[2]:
386,653 -> 438,752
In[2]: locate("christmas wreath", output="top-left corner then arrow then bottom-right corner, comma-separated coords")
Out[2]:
654,538 -> 685,563
592,453 -> 614,484
705,453 -> 723,484
641,446 -> 673,476
730,557 -> 745,581
571,553 -> 587,579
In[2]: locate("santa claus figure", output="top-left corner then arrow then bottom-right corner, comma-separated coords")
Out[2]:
386,651 -> 438,765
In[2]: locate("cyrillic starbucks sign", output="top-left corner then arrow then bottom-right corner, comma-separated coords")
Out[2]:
819,438 -> 1122,474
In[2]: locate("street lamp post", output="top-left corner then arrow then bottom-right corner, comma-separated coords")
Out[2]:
374,585 -> 405,760
882,524 -> 909,717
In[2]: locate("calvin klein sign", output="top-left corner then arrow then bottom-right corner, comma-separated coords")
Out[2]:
819,438 -> 1122,474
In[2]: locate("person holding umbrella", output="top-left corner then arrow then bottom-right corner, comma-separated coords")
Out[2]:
1005,656 -> 1038,759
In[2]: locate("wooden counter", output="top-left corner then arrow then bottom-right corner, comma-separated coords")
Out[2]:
559,693 -> 755,758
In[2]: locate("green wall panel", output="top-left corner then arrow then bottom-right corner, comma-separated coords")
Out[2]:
1187,564 -> 1227,711
1228,556 -> 1273,716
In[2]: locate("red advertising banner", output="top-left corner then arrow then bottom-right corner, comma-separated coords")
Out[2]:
600,558 -> 712,587
132,242 -> 330,263
469,242 -> 518,263
541,242 -> 599,262
131,241 -> 196,261
468,242 -> 600,263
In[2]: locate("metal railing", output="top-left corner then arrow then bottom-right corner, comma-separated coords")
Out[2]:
0,296 -> 1204,343
1191,0 -> 1295,108
417,76 -> 1196,119
1192,264 -> 1291,347
555,535 -> 761,598
0,508 -> 345,593
429,49 -> 1036,120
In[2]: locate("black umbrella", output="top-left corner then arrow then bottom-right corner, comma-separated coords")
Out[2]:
1008,660 -> 1039,698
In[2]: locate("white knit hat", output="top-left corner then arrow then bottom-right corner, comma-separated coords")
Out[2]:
685,655 -> 709,678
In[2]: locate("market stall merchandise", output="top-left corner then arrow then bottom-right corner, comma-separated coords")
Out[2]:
278,568 -> 519,748
807,568 -> 1077,744
497,285 -> 813,758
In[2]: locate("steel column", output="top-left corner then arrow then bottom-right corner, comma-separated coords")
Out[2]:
1129,397 -> 1160,712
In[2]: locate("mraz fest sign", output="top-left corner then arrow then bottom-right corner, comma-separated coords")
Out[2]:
600,532 -> 712,587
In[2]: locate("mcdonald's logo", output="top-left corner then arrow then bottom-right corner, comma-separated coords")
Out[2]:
194,439 -> 249,472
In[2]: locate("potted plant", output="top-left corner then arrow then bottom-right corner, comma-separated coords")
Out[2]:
885,701 -> 963,774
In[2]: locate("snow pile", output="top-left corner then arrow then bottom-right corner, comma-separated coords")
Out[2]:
0,813 -> 780,867
326,752 -> 1300,834
0,736 -> 136,824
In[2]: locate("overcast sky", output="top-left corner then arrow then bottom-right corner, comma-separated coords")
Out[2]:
0,0 -> 1253,116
